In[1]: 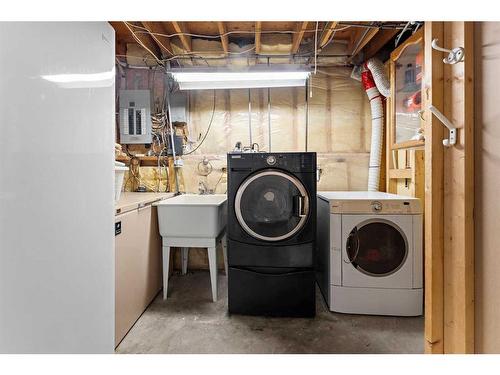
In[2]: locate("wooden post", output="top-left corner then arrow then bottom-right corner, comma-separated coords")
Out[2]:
423,21 -> 445,354
442,21 -> 475,354
424,21 -> 475,354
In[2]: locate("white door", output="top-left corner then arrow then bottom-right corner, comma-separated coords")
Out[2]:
341,215 -> 413,289
0,22 -> 115,353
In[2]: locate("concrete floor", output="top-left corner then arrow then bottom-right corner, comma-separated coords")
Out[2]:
116,271 -> 424,354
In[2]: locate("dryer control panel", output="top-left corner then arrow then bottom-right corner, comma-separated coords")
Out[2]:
317,191 -> 422,214
330,199 -> 420,214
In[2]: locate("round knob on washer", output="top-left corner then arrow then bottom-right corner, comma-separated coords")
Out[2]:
266,155 -> 277,165
372,201 -> 383,212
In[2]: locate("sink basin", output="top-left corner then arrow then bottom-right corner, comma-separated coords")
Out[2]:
155,194 -> 227,238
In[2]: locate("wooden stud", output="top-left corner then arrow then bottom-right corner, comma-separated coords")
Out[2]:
319,21 -> 339,48
291,21 -> 309,54
255,21 -> 262,54
217,22 -> 229,55
171,21 -> 192,52
141,22 -> 172,57
423,21 -> 445,354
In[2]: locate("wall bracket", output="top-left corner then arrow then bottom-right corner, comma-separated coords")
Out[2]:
428,105 -> 457,147
431,38 -> 465,64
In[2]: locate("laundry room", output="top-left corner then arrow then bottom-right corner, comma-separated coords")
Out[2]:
2,3 -> 496,365
111,20 -> 425,353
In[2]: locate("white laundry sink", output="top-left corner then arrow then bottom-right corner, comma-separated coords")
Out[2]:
155,194 -> 227,238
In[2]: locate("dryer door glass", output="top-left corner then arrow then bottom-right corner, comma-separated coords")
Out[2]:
346,222 -> 407,276
235,170 -> 309,242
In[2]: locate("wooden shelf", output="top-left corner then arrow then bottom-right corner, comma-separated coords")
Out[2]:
116,155 -> 167,167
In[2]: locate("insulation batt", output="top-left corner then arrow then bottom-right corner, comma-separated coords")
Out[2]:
121,68 -> 372,194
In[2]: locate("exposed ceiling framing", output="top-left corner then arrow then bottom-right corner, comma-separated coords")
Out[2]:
111,21 -> 407,67
122,21 -> 162,63
319,21 -> 339,49
217,21 -> 229,55
171,21 -> 192,52
363,29 -> 400,60
349,26 -> 380,61
141,21 -> 172,57
255,21 -> 262,54
291,21 -> 309,54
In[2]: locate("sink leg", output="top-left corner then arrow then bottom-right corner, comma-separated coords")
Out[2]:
162,246 -> 171,300
181,247 -> 189,275
207,246 -> 217,302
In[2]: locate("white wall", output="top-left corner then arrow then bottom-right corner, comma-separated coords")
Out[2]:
0,22 -> 115,353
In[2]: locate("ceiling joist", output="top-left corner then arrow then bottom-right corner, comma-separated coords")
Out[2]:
171,21 -> 192,52
363,29 -> 399,60
141,21 -> 172,57
255,21 -> 262,54
319,21 -> 339,48
349,27 -> 380,60
217,22 -> 229,55
123,21 -> 162,63
291,21 -> 309,54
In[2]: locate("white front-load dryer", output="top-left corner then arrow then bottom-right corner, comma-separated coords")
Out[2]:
316,191 -> 423,316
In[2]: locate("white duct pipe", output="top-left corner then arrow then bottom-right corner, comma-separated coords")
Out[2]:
366,58 -> 391,98
362,58 -> 389,192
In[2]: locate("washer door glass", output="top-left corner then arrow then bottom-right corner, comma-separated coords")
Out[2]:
346,222 -> 407,276
235,170 -> 309,242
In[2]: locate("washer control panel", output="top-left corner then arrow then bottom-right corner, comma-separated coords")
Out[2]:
371,201 -> 383,212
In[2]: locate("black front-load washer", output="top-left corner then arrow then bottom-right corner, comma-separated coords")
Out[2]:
227,152 -> 317,317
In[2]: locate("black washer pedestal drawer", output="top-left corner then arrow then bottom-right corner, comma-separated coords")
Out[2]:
228,267 -> 316,317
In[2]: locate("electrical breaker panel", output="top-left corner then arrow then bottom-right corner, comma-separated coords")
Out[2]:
119,90 -> 152,144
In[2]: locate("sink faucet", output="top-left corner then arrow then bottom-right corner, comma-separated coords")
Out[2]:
198,181 -> 213,195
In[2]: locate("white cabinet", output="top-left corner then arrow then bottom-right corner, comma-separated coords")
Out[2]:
114,194 -> 169,347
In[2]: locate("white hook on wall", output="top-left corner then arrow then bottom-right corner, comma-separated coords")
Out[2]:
428,105 -> 457,147
431,38 -> 465,64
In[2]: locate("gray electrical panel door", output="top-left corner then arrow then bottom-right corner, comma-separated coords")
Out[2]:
119,90 -> 152,144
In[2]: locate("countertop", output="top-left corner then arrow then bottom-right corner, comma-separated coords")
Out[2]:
317,191 -> 417,201
116,192 -> 175,215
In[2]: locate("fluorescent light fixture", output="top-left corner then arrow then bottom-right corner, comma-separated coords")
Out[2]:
170,66 -> 310,90
41,67 -> 115,89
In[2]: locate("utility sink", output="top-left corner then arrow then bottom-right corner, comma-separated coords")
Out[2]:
154,194 -> 227,239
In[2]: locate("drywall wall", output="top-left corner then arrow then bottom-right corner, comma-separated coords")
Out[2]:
474,21 -> 500,354
0,22 -> 115,353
